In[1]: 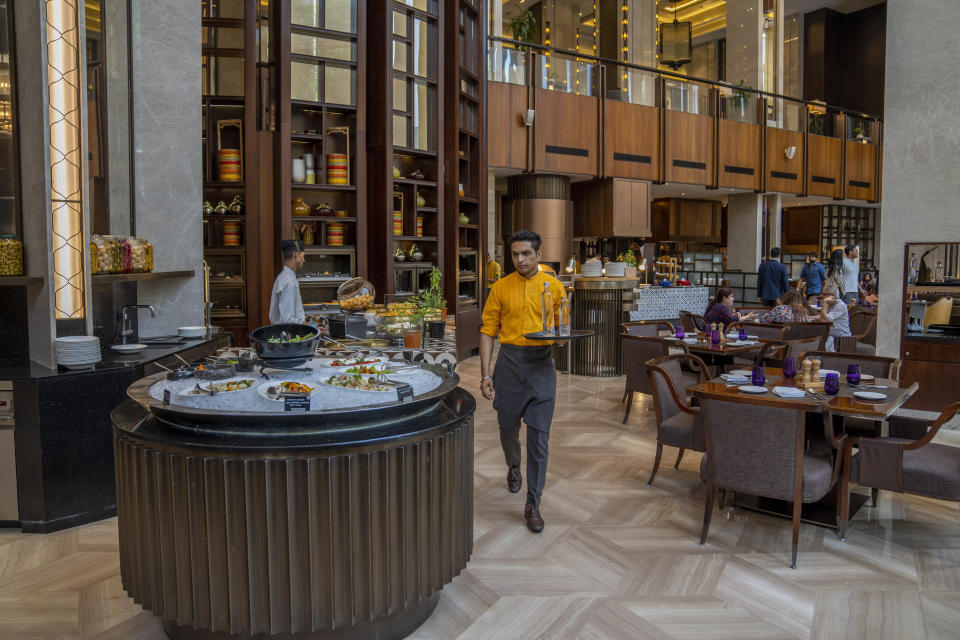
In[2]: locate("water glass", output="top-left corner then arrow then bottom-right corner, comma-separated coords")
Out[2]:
846,364 -> 861,386
751,365 -> 766,386
783,357 -> 797,378
738,326 -> 748,341
675,326 -> 685,339
711,329 -> 721,345
824,372 -> 840,395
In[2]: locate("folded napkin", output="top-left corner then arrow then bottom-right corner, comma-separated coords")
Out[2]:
721,374 -> 749,383
727,340 -> 757,346
773,386 -> 806,398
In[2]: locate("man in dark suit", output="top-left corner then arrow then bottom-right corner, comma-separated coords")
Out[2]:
757,247 -> 789,307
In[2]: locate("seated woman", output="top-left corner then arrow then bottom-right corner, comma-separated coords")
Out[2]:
704,287 -> 758,328
819,282 -> 851,350
756,290 -> 812,323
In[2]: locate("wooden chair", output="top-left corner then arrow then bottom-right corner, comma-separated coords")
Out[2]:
645,354 -> 711,485
797,350 -> 899,381
620,335 -> 671,423
783,321 -> 832,350
699,397 -> 845,568
620,320 -> 674,337
839,402 -> 960,540
836,311 -> 878,355
679,310 -> 707,333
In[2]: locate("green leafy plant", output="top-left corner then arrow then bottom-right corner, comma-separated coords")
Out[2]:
729,79 -> 752,109
415,267 -> 446,317
509,9 -> 538,52
617,249 -> 638,267
809,112 -> 825,136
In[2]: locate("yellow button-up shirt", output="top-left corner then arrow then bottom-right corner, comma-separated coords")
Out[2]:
481,270 -> 568,346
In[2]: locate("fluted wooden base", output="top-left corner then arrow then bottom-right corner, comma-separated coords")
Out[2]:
112,391 -> 474,639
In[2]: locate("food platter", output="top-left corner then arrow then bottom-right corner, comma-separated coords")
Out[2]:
322,374 -> 394,393
256,381 -> 322,401
180,378 -> 257,396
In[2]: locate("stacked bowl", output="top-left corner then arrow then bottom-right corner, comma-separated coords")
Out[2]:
55,336 -> 102,370
327,153 -> 348,185
219,149 -> 242,182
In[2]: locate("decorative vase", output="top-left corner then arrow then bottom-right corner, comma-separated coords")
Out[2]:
394,247 -> 406,262
409,169 -> 425,180
303,153 -> 315,170
315,203 -> 333,216
409,244 -> 424,261
202,201 -> 213,216
302,225 -> 315,246
305,169 -> 316,185
392,165 -> 401,178
416,193 -> 426,207
292,197 -> 310,217
214,201 -> 228,215
291,158 -> 306,183
229,195 -> 243,214
326,222 -> 344,246
458,213 -> 470,225
393,210 -> 403,236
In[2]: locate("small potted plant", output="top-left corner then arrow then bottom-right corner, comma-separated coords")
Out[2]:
727,80 -> 752,121
417,267 -> 447,339
854,124 -> 870,144
508,9 -> 537,53
618,249 -> 639,278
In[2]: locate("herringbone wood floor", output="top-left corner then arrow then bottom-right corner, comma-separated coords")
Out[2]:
1,353 -> 959,639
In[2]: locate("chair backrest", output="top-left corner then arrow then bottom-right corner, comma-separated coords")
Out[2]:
798,350 -> 898,380
743,322 -> 789,341
849,311 -> 878,345
646,354 -> 694,424
784,336 -> 825,360
783,321 -> 831,350
700,397 -> 805,502
679,310 -> 706,332
620,320 -> 674,337
622,334 -> 669,395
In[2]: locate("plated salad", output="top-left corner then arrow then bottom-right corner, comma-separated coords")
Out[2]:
324,374 -> 392,392
345,364 -> 388,375
329,356 -> 381,367
279,381 -> 314,393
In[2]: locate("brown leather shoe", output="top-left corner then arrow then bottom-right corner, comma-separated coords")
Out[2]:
524,502 -> 544,533
507,467 -> 522,493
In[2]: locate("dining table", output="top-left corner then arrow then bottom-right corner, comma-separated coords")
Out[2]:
689,367 -> 919,528
663,332 -> 772,370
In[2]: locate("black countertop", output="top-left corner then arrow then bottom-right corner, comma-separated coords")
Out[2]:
904,331 -> 960,344
0,332 -> 230,381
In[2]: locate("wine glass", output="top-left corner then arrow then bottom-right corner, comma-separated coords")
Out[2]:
711,329 -> 721,345
783,357 -> 797,378
738,326 -> 748,341
824,372 -> 840,395
752,365 -> 766,386
846,364 -> 861,386
675,325 -> 685,339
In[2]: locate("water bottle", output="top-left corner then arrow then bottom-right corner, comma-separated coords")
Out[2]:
541,282 -> 555,334
558,296 -> 571,336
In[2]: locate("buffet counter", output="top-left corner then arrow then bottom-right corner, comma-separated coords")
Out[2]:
629,285 -> 710,322
114,361 -> 475,639
1,332 -> 230,532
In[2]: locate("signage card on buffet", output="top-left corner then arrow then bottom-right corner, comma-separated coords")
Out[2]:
395,382 -> 414,403
283,392 -> 311,412
163,389 -> 171,406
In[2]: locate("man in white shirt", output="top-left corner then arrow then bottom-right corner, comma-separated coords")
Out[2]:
819,282 -> 850,351
269,239 -> 306,325
842,245 -> 865,305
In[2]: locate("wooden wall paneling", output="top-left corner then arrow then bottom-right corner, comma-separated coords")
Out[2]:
764,127 -> 805,194
612,179 -> 651,237
663,110 -> 713,186
844,141 -> 877,201
533,89 -> 600,176
717,120 -> 762,190
571,179 -> 605,238
781,205 -> 821,253
487,82 -> 527,170
603,101 -> 659,181
365,2 -> 393,298
806,134 -> 842,198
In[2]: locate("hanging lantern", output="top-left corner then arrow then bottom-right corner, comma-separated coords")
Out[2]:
659,2 -> 692,70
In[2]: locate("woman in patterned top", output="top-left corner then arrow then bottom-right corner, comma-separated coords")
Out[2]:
704,287 -> 758,327
756,290 -> 813,323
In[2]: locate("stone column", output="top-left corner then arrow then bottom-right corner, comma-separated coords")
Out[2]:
876,0 -> 960,357
726,193 -> 763,272
128,0 -> 204,335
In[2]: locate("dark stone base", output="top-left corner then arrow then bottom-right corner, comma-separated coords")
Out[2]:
162,592 -> 440,640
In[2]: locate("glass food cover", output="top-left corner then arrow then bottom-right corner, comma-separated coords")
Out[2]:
337,277 -> 375,311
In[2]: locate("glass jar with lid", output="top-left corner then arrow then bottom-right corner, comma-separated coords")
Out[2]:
140,238 -> 154,272
102,236 -> 121,273
0,235 -> 23,276
118,237 -> 133,273
337,277 -> 376,312
129,238 -> 148,272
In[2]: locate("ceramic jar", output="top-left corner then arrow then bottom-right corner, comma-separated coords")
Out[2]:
291,158 -> 306,183
292,198 -> 310,217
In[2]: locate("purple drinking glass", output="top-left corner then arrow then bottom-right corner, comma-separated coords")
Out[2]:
824,372 -> 840,395
739,326 -> 748,341
752,365 -> 766,386
783,357 -> 797,378
675,326 -> 685,339
711,329 -> 721,345
846,364 -> 861,386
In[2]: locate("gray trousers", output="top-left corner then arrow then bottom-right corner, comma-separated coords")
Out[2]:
500,422 -> 550,507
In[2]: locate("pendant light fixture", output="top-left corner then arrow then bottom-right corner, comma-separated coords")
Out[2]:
659,1 -> 693,70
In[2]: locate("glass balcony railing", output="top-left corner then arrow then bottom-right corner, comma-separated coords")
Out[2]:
536,51 -> 596,96
718,86 -> 761,125
663,78 -> 712,116
608,67 -> 657,107
486,40 -> 527,85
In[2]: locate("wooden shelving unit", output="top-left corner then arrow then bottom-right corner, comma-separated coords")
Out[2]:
444,0 -> 486,358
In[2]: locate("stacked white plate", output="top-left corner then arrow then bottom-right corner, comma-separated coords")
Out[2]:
55,336 -> 102,370
178,326 -> 207,338
580,262 -> 603,277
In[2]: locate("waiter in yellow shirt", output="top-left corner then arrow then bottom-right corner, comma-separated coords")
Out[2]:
480,230 -> 567,533
486,252 -> 501,289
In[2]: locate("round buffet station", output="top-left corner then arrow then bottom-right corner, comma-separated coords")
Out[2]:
112,356 -> 475,640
